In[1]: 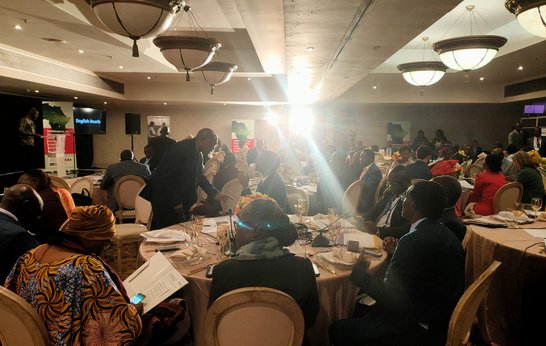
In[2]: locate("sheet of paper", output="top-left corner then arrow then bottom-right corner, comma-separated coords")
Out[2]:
123,252 -> 188,314
522,228 -> 546,238
202,216 -> 232,237
342,232 -> 379,249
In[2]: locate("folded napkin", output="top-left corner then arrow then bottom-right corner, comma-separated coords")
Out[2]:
169,246 -> 208,260
491,211 -> 531,223
140,229 -> 191,243
332,247 -> 359,263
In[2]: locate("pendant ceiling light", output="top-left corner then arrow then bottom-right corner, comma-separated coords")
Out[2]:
194,62 -> 238,94
153,4 -> 220,81
506,0 -> 546,37
88,0 -> 184,57
397,37 -> 448,87
432,5 -> 507,71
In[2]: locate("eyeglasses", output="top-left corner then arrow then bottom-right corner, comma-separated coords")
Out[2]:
234,219 -> 254,231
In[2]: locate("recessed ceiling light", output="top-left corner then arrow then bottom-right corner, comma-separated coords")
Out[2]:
306,47 -> 314,52
223,103 -> 226,106
78,49 -> 84,54
146,76 -> 151,80
479,77 -> 485,81
104,101 -> 108,105
518,65 -> 524,71
247,77 -> 251,81
372,85 -> 377,90
34,90 -> 39,93
74,96 -> 78,100
14,24 -> 22,31
119,65 -> 124,69
163,102 -> 167,105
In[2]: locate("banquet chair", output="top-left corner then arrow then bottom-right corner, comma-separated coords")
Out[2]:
285,185 -> 309,216
113,175 -> 146,224
203,287 -> 304,346
466,164 -> 484,179
342,180 -> 362,214
235,159 -> 249,174
473,156 -> 485,167
446,261 -> 502,346
374,174 -> 388,203
0,286 -> 49,346
537,167 -> 546,191
493,182 -> 523,214
49,175 -> 71,190
69,177 -> 94,195
220,178 -> 244,213
205,159 -> 220,181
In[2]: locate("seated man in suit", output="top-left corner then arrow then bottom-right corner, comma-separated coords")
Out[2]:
356,149 -> 382,215
139,144 -> 154,170
0,184 -> 43,282
100,149 -> 151,212
330,181 -> 465,346
405,145 -> 433,181
362,165 -> 410,240
431,175 -> 466,242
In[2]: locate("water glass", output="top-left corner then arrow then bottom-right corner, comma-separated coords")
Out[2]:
191,215 -> 204,246
217,224 -> 230,258
531,197 -> 542,222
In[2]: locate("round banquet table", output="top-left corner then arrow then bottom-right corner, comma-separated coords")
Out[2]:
464,224 -> 546,345
138,221 -> 386,346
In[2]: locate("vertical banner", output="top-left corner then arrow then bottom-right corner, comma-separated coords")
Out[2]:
42,102 -> 76,176
147,115 -> 171,141
231,119 -> 255,153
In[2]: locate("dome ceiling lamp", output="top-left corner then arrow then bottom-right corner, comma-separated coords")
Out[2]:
194,62 -> 238,95
88,0 -> 184,57
397,37 -> 448,87
153,4 -> 221,81
506,0 -> 546,37
432,5 -> 507,71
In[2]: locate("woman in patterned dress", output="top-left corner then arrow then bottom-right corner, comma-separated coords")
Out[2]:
5,205 -> 142,345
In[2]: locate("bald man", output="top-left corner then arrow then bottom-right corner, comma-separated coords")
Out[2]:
141,128 -> 228,229
0,184 -> 43,282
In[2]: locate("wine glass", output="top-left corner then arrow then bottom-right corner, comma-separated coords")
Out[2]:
216,224 -> 230,258
512,202 -> 524,218
296,198 -> 307,223
191,215 -> 204,246
531,197 -> 542,222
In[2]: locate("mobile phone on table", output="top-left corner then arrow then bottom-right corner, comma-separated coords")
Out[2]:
312,262 -> 320,277
130,293 -> 146,304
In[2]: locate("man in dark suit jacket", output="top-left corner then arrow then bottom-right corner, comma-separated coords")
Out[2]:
246,138 -> 265,165
405,145 -> 433,181
141,128 -> 227,230
101,149 -> 151,211
363,165 -> 410,239
0,184 -> 43,282
330,181 -> 465,346
432,175 -> 466,242
148,126 -> 176,171
356,149 -> 382,215
527,127 -> 546,157
255,151 -> 287,208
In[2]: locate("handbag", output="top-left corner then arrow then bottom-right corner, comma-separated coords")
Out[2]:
71,188 -> 93,206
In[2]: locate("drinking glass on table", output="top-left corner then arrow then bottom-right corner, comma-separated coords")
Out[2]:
217,224 -> 230,259
531,197 -> 542,222
295,198 -> 307,223
191,215 -> 204,246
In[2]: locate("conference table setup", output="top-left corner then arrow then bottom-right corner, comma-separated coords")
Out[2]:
463,215 -> 546,345
138,215 -> 386,346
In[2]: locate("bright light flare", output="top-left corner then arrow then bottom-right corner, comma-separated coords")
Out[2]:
289,106 -> 314,136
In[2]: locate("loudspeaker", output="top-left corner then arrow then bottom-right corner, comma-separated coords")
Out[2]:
125,113 -> 141,134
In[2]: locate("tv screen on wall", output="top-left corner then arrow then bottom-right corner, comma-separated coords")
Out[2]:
74,107 -> 106,134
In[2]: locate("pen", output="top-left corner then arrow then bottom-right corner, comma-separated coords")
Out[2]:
155,246 -> 181,252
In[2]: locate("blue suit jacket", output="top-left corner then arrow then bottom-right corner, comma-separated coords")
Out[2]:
0,212 -> 38,282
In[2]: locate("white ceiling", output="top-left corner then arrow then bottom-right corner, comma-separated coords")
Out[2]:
0,0 -> 545,107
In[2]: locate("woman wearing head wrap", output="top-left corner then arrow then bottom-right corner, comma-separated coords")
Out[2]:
208,199 -> 319,330
512,151 -> 545,203
5,206 -> 142,346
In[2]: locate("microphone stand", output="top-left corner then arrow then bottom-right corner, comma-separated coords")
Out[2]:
311,211 -> 352,247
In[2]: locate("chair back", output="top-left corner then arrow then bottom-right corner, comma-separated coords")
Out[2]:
135,184 -> 152,225
446,261 -> 502,346
205,159 -> 220,179
466,164 -> 484,179
285,185 -> 309,216
220,179 -> 244,212
0,286 -> 49,346
493,182 -> 523,214
69,177 -> 94,195
114,175 -> 146,223
342,180 -> 362,214
203,287 -> 304,346
473,156 -> 485,167
49,175 -> 71,190
235,159 -> 249,173
537,167 -> 546,191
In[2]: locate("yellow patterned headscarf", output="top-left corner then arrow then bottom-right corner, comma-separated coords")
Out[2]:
527,150 -> 542,167
60,205 -> 116,241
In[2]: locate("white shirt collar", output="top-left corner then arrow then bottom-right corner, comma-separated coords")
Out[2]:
409,217 -> 428,233
0,207 -> 18,222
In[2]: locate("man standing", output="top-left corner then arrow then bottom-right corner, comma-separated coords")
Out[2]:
330,181 -> 464,345
0,184 -> 43,282
148,126 -> 176,171
356,149 -> 382,215
527,127 -> 546,156
19,107 -> 43,169
508,123 -> 523,150
405,145 -> 433,181
141,128 -> 228,229
246,138 -> 265,165
100,149 -> 151,212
